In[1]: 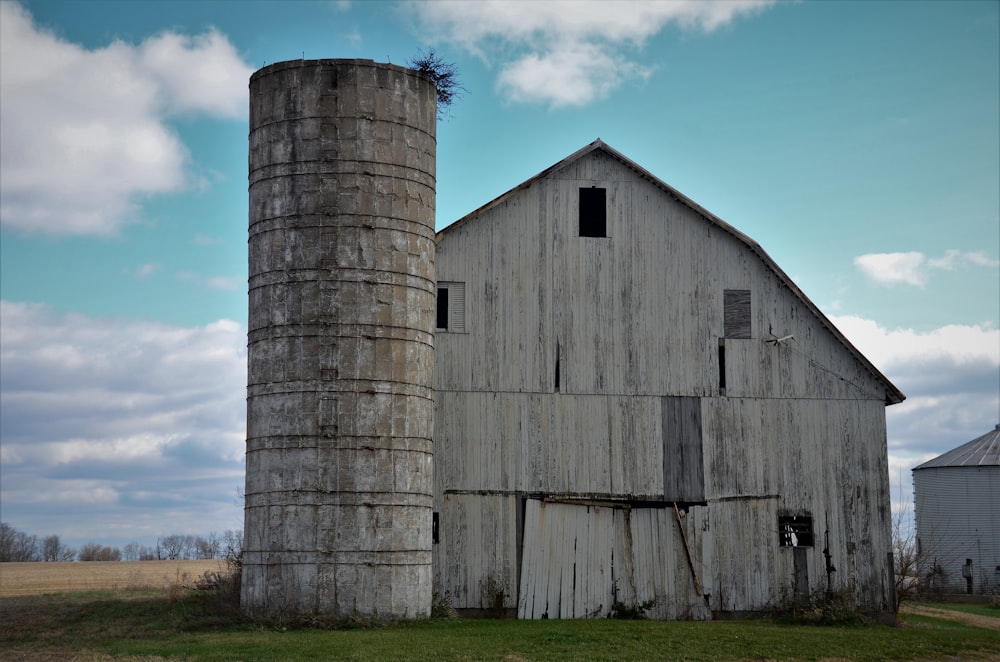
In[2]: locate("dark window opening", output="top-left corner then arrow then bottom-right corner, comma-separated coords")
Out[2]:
718,339 -> 726,393
579,187 -> 607,237
432,512 -> 439,544
436,287 -> 449,330
555,342 -> 561,392
724,289 -> 752,339
779,514 -> 814,547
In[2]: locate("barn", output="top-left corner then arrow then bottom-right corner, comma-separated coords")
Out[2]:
913,424 -> 1000,595
431,139 -> 905,619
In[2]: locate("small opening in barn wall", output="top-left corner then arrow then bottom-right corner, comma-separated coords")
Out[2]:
554,342 -> 560,392
724,289 -> 752,339
778,514 -> 814,547
717,339 -> 726,394
436,287 -> 449,330
432,512 -> 439,544
436,281 -> 466,332
579,187 -> 607,237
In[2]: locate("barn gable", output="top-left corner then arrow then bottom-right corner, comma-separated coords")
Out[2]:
437,139 -> 902,405
432,140 -> 903,619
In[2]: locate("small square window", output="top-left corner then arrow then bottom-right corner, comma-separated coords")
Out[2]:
778,514 -> 814,547
579,187 -> 607,237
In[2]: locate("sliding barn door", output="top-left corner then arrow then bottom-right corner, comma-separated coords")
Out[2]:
517,499 -> 711,619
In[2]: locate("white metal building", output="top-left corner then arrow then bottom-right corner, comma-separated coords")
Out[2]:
913,424 -> 1000,594
431,140 -> 905,618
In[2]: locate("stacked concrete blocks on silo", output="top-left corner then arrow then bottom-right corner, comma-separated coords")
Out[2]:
244,59 -> 437,620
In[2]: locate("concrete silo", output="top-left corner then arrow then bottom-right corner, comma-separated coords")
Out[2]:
243,59 -> 437,619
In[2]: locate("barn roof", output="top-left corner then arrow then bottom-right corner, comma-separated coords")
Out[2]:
437,139 -> 906,405
913,424 -> 1000,469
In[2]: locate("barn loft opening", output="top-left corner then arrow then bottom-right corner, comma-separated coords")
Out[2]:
778,514 -> 814,547
579,187 -> 607,237
436,281 -> 466,332
436,287 -> 449,330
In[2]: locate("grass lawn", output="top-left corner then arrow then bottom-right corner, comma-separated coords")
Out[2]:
1,591 -> 998,661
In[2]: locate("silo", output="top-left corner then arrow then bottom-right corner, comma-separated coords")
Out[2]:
243,59 -> 437,619
913,424 -> 1000,594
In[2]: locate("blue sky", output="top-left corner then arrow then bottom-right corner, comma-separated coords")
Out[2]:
1,0 -> 997,550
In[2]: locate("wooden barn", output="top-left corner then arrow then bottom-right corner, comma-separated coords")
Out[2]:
431,140 -> 905,619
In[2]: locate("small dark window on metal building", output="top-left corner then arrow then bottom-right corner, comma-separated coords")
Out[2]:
436,287 -> 449,330
724,289 -> 752,339
432,512 -> 439,544
579,187 -> 607,237
778,515 -> 814,547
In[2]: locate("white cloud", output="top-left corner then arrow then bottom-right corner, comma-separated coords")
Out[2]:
0,301 -> 246,545
0,2 -> 253,236
830,315 -> 999,368
853,251 -> 927,286
204,276 -> 242,291
407,0 -> 775,107
854,249 -> 999,287
132,263 -> 162,280
927,249 -> 1000,270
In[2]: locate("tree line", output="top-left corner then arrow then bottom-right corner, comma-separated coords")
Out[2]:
0,522 -> 241,562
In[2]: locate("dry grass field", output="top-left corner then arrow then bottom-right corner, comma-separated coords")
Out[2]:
0,560 -> 226,597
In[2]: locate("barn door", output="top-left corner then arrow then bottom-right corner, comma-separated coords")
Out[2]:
517,500 -> 616,618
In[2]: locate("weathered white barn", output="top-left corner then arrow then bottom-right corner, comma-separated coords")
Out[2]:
431,140 -> 905,619
913,424 -> 1000,595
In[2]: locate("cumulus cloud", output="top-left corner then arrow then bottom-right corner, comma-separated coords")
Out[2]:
854,249 -> 999,287
0,2 -> 253,236
0,301 -> 246,545
406,0 -> 775,107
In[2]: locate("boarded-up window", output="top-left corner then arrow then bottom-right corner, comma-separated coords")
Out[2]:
437,281 -> 465,332
724,289 -> 752,339
662,396 -> 705,502
778,514 -> 814,547
579,187 -> 607,237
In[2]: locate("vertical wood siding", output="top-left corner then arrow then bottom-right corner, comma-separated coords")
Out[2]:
433,148 -> 895,616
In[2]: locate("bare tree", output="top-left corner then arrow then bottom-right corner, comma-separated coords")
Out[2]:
157,534 -> 198,560
222,529 -> 242,560
0,522 -> 39,562
194,534 -> 220,559
77,543 -> 122,562
41,535 -> 75,562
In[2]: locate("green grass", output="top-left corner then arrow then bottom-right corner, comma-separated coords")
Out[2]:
1,591 -> 998,661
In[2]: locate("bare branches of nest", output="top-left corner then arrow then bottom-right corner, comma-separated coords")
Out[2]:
408,48 -> 465,119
